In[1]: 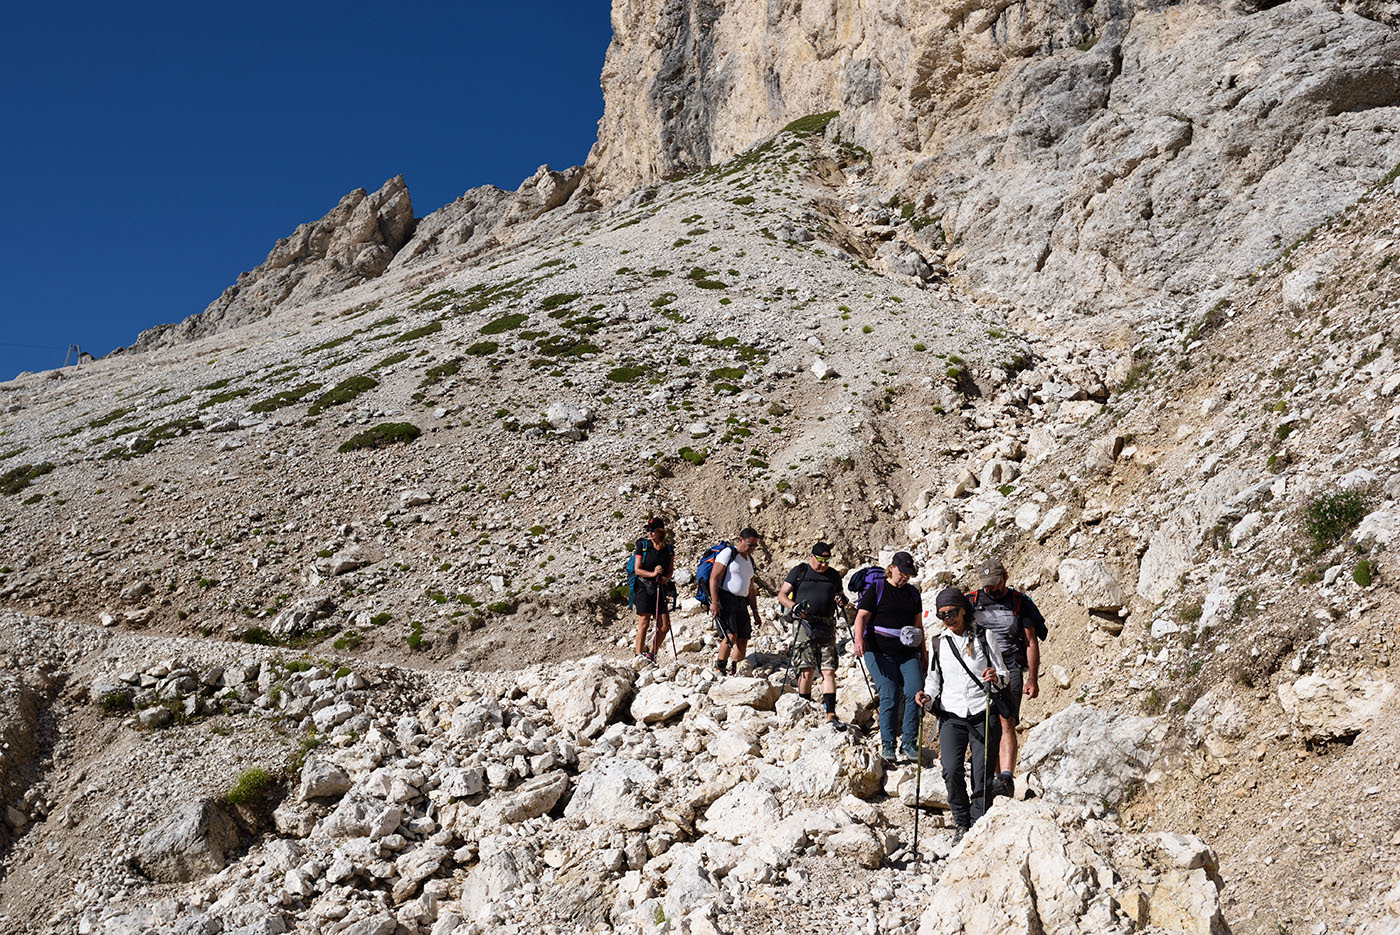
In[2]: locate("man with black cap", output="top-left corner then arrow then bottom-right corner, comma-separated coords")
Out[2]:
969,556 -> 1045,798
915,587 -> 1009,843
778,541 -> 848,727
851,551 -> 925,762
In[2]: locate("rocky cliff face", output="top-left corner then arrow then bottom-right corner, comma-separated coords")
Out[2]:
133,177 -> 416,352
587,0 -> 1400,322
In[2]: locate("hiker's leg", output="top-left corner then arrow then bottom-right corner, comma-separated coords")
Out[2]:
898,654 -> 926,755
865,652 -> 899,755
651,612 -> 671,655
940,716 -> 972,830
971,710 -> 1002,823
634,614 -> 651,656
998,667 -> 1024,774
733,637 -> 749,663
796,667 -> 815,695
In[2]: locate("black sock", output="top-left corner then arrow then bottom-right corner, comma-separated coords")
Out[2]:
823,692 -> 836,715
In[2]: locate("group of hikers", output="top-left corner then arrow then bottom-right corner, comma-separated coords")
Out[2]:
626,518 -> 1046,841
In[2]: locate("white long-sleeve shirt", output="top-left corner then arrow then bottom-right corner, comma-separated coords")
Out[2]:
926,625 -> 1010,718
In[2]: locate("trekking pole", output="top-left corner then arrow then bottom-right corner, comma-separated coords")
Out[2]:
661,579 -> 680,660
982,691 -> 993,817
912,708 -> 924,866
842,607 -> 876,701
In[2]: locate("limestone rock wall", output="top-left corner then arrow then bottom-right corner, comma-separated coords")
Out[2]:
588,0 -> 1400,320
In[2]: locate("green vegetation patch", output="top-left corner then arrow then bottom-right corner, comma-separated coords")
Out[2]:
225,767 -> 272,807
1304,489 -> 1371,554
534,335 -> 601,358
88,407 -> 137,430
419,358 -> 463,388
465,341 -> 499,357
540,293 -> 581,311
250,382 -> 322,413
1,462 -> 55,496
308,375 -> 378,415
200,387 -> 252,408
410,289 -> 461,312
732,195 -> 756,206
104,417 -> 203,460
338,422 -> 422,453
394,321 -> 443,343
608,366 -> 647,383
481,313 -> 529,335
782,111 -> 839,136
370,351 -> 411,371
707,366 -> 746,383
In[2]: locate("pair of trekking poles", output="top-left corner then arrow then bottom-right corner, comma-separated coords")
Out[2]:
646,580 -> 680,660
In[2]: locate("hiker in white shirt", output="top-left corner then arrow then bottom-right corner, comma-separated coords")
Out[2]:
914,587 -> 1009,843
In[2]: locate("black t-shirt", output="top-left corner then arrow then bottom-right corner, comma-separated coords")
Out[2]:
634,539 -> 674,576
859,581 -> 923,660
971,587 -> 1043,668
784,563 -> 844,618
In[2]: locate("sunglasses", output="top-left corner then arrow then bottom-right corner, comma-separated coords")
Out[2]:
936,608 -> 963,620
813,555 -> 830,563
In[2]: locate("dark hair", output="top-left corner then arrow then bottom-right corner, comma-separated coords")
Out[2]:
739,527 -> 760,540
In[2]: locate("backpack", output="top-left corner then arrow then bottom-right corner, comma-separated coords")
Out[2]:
695,542 -> 733,607
968,588 -> 1048,643
624,538 -> 650,611
846,566 -> 888,606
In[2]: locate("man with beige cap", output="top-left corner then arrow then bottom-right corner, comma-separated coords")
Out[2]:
968,556 -> 1045,799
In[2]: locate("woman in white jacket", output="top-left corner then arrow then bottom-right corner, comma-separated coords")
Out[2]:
914,587 -> 1009,842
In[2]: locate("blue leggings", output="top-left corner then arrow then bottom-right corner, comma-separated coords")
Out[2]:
864,651 -> 924,754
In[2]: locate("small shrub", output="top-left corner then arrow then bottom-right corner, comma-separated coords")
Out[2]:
97,689 -> 134,713
608,366 -> 646,383
240,627 -> 276,646
394,321 -> 443,343
1,462 -> 56,496
540,293 -> 581,311
338,422 -> 421,453
1303,489 -> 1370,553
250,382 -> 322,413
370,612 -> 392,627
1354,560 -> 1374,587
707,366 -> 745,383
225,767 -> 272,807
679,446 -> 707,465
481,313 -> 528,335
370,351 -> 411,371
465,341 -> 498,356
333,630 -> 363,651
1142,688 -> 1165,715
308,375 -> 378,415
732,195 -> 755,206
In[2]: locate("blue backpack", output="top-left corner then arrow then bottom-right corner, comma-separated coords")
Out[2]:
694,542 -> 732,607
624,538 -> 650,610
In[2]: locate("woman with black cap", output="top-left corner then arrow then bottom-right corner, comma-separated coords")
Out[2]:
915,587 -> 1009,843
851,551 -> 925,763
631,517 -> 674,663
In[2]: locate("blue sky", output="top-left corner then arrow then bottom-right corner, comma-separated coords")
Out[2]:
0,1 -> 612,380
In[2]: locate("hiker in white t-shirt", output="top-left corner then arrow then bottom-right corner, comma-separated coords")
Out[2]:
709,527 -> 761,676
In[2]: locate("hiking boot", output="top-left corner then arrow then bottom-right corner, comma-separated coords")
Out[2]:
642,651 -> 657,665
900,746 -> 919,765
825,712 -> 845,731
990,773 -> 1014,800
880,746 -> 897,765
713,663 -> 727,678
951,826 -> 969,846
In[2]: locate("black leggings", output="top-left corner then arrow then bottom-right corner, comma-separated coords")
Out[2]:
939,709 -> 1001,830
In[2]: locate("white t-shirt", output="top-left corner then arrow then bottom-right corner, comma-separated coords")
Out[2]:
715,546 -> 754,597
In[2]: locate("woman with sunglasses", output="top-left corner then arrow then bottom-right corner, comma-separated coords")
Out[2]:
915,587 -> 1009,843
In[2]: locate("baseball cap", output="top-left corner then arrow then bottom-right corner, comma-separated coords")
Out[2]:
645,517 -> 665,532
978,557 -> 1007,587
811,541 -> 833,558
891,551 -> 917,575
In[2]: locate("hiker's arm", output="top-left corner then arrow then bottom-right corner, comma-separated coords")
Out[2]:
747,579 -> 760,624
852,609 -> 870,656
636,550 -> 662,580
709,562 -> 727,616
777,581 -> 795,610
1024,628 -> 1040,698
